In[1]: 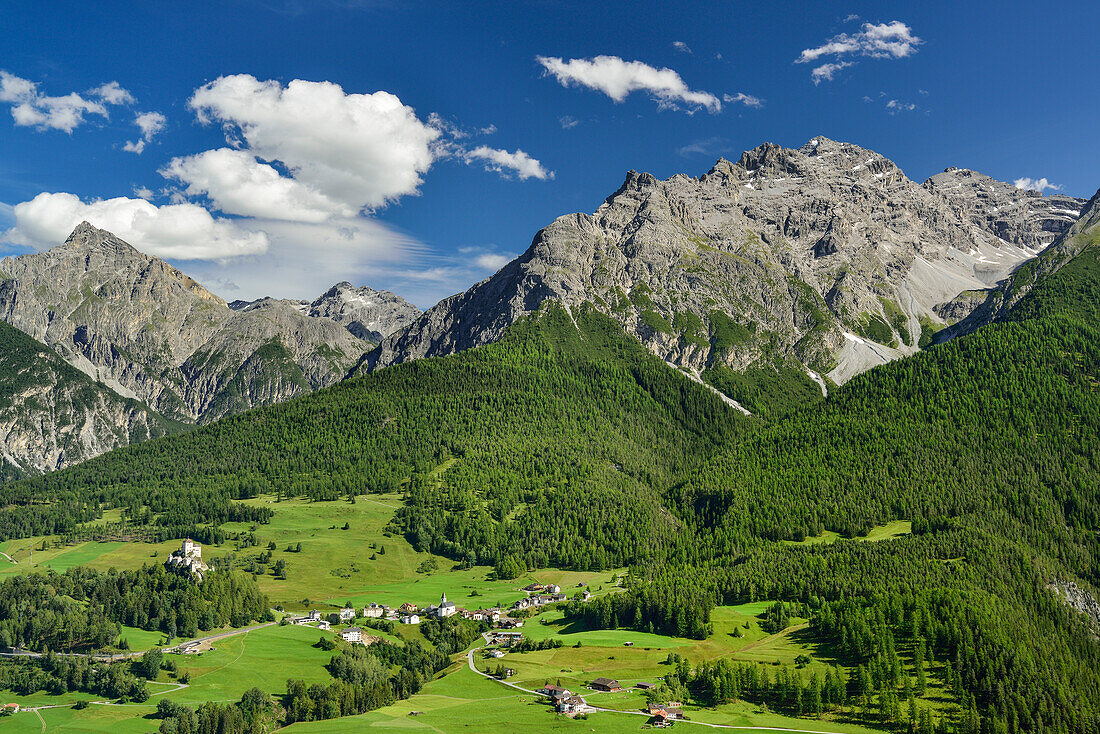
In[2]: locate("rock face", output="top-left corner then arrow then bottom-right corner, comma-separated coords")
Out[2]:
0,223 -> 369,424
0,320 -> 177,476
936,187 -> 1100,338
307,282 -> 421,342
368,137 -> 1085,385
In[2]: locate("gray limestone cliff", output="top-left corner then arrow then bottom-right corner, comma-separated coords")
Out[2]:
366,137 -> 1085,387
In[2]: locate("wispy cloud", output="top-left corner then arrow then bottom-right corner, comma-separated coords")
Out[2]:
558,115 -> 579,129
723,92 -> 764,109
537,55 -> 722,113
672,40 -> 693,54
677,137 -> 732,158
797,21 -> 921,83
811,61 -> 854,85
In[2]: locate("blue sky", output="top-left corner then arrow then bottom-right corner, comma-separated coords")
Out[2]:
1,0 -> 1097,307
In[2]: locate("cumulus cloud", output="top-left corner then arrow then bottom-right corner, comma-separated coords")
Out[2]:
797,21 -> 921,82
811,61 -> 854,85
123,111 -> 167,154
189,74 -> 440,212
672,41 -> 693,54
5,192 -> 268,260
0,71 -> 133,132
161,148 -> 354,222
723,92 -> 764,108
463,146 -> 553,180
536,55 -> 721,112
1014,177 -> 1061,193
89,81 -> 135,105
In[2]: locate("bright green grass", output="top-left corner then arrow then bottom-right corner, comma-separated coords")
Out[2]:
8,703 -> 158,734
282,663 -> 884,734
165,622 -> 335,704
117,625 -> 169,651
782,520 -> 911,546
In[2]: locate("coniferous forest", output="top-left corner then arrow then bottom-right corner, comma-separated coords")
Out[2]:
0,234 -> 1098,732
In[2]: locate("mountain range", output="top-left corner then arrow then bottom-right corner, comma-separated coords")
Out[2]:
0,136 -> 1091,474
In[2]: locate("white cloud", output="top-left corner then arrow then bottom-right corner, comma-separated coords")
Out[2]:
723,92 -> 764,108
885,99 -> 917,113
463,146 -> 553,180
0,71 -> 133,132
559,115 -> 579,129
189,74 -> 440,211
89,81 -> 135,105
182,216 -> 425,302
161,147 -> 354,222
4,192 -> 268,259
475,253 -> 511,271
677,137 -> 731,157
133,186 -> 155,200
123,111 -> 167,154
811,61 -> 854,85
536,55 -> 721,112
1014,177 -> 1061,193
797,21 -> 921,82
672,41 -> 692,54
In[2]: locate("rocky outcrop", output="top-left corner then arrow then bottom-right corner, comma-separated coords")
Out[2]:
0,320 -> 177,476
1050,580 -> 1100,631
367,137 -> 1085,385
308,282 -> 420,342
0,223 -> 369,424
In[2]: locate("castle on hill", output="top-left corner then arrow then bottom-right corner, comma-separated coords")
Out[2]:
165,537 -> 208,580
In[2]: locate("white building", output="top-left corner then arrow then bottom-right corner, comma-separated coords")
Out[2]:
339,607 -> 356,622
363,603 -> 386,618
307,610 -> 321,622
341,627 -> 363,643
401,614 -> 420,624
165,538 -> 208,579
547,584 -> 561,594
436,592 -> 457,619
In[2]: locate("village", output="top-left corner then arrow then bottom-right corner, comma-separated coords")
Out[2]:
162,541 -> 684,725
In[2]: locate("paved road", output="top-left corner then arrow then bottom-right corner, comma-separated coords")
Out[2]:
465,637 -> 864,734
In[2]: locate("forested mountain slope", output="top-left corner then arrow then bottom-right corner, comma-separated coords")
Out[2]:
0,321 -> 181,480
0,304 -> 741,566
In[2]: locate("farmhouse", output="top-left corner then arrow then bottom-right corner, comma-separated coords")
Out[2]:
318,620 -> 331,631
339,607 -> 356,622
341,627 -> 364,643
547,584 -> 561,594
488,649 -> 506,658
398,602 -> 418,614
557,695 -> 587,715
536,684 -> 570,700
636,682 -> 657,690
590,677 -> 622,692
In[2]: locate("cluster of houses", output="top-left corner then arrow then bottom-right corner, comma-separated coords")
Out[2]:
536,684 -> 589,716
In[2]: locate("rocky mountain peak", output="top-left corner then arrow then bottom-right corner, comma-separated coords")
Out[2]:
60,220 -> 143,258
308,281 -> 421,342
369,137 -> 1090,392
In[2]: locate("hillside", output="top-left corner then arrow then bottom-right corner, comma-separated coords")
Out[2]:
0,321 -> 181,480
0,303 -> 741,565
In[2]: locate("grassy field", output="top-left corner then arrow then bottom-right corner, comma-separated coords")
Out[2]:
1,494 -> 619,614
281,664 -> 885,734
782,520 -> 911,546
